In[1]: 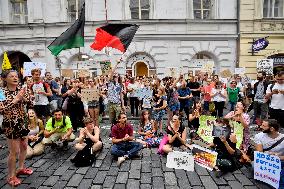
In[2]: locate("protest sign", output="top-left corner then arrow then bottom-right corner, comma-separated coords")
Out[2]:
166,151 -> 194,171
61,69 -> 74,78
220,69 -> 232,78
192,144 -> 218,171
23,62 -> 46,77
230,120 -> 244,149
81,88 -> 100,102
234,67 -> 246,75
100,61 -> 112,76
77,69 -> 90,78
212,125 -> 231,139
167,67 -> 179,78
134,88 -> 153,99
0,89 -> 6,101
201,61 -> 214,74
254,151 -> 281,189
257,59 -> 273,75
197,115 -> 216,144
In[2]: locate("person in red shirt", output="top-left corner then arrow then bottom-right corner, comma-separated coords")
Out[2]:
111,113 -> 143,166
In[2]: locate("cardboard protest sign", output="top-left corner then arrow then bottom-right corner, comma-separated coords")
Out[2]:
100,61 -> 111,76
234,67 -> 246,75
81,88 -> 100,102
220,69 -> 232,78
77,69 -> 90,78
192,144 -> 218,171
201,61 -> 214,74
166,151 -> 194,171
254,151 -> 281,189
23,62 -> 46,77
61,69 -> 74,77
257,59 -> 273,75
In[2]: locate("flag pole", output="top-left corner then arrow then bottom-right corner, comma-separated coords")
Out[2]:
105,0 -> 108,23
56,56 -> 62,83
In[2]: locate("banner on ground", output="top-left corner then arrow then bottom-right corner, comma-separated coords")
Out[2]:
100,61 -> 112,76
192,144 -> 218,171
197,116 -> 244,149
23,62 -> 46,77
234,67 -> 246,75
254,151 -> 281,189
166,151 -> 194,171
81,88 -> 100,102
257,59 -> 273,75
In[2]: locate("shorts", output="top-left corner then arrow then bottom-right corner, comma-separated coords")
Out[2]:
34,105 -> 50,118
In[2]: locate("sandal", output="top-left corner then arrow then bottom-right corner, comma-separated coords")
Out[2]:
16,168 -> 33,176
7,176 -> 21,186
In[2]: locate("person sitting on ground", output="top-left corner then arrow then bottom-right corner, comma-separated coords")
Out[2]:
74,117 -> 103,153
26,109 -> 45,158
162,115 -> 191,154
254,119 -> 284,188
136,110 -> 161,148
111,113 -> 143,166
42,109 -> 75,147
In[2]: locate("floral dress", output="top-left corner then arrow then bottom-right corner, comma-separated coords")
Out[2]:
139,122 -> 161,147
152,95 -> 167,121
0,86 -> 32,139
168,88 -> 180,112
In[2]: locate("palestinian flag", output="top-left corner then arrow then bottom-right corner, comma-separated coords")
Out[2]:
90,24 -> 139,53
47,3 -> 85,56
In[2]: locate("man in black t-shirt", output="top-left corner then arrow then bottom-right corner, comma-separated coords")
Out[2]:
187,76 -> 201,99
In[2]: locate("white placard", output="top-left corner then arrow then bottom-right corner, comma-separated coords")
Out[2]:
201,61 -> 214,74
166,67 -> 179,78
23,62 -> 46,77
166,151 -> 194,171
234,67 -> 246,75
256,59 -> 273,75
254,151 -> 281,189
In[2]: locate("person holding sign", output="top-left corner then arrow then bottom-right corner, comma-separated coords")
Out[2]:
86,78 -> 101,126
254,119 -> 284,188
0,70 -> 34,187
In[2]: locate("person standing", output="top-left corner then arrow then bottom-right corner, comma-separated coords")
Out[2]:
211,81 -> 227,118
177,80 -> 192,122
45,72 -> 61,112
0,70 -> 33,187
227,80 -> 240,111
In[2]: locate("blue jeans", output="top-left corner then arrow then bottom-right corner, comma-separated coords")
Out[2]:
229,101 -> 236,111
111,141 -> 143,158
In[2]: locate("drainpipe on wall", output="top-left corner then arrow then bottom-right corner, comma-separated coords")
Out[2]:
236,0 -> 240,68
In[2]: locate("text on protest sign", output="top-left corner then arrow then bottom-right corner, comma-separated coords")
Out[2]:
81,89 -> 100,102
257,59 -> 273,75
254,151 -> 281,189
166,151 -> 194,171
100,61 -> 112,76
234,67 -> 246,75
192,144 -> 218,171
23,62 -> 46,77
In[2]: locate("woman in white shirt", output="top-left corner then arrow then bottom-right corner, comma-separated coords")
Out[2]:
127,78 -> 139,117
210,81 -> 227,118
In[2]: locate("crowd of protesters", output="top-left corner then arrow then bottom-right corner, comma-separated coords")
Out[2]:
0,61 -> 283,187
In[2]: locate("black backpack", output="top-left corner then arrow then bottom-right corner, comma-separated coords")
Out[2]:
71,144 -> 96,167
52,116 -> 66,128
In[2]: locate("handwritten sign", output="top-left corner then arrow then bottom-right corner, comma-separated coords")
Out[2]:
257,59 -> 273,75
201,61 -> 214,74
134,88 -> 153,99
220,69 -> 232,78
81,89 -> 100,102
254,151 -> 281,189
77,69 -> 90,78
166,151 -> 194,171
23,62 -> 46,77
192,144 -> 218,171
234,67 -> 246,75
61,69 -> 73,78
167,67 -> 178,78
100,61 -> 111,76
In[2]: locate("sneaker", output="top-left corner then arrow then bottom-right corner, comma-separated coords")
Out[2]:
117,156 -> 126,166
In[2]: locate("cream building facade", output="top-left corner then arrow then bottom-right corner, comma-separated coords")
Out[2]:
239,0 -> 284,79
0,0 -> 238,78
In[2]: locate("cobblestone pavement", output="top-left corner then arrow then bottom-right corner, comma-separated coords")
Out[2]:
0,118 -> 275,189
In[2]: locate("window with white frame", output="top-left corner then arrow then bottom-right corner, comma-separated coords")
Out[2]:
263,0 -> 284,18
67,0 -> 85,22
11,0 -> 28,24
193,0 -> 212,19
129,0 -> 150,19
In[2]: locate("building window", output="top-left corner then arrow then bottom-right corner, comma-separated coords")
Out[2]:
67,0 -> 85,22
11,0 -> 28,24
193,52 -> 211,59
130,0 -> 150,19
263,0 -> 284,18
193,0 -> 212,19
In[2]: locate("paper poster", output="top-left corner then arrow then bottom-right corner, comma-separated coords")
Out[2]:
61,69 -> 74,78
230,121 -> 244,149
220,69 -> 233,78
257,59 -> 273,75
166,151 -> 194,171
192,144 -> 218,171
77,69 -> 90,78
234,68 -> 246,75
201,61 -> 214,74
196,115 -> 216,144
0,89 -> 6,101
23,62 -> 46,77
134,88 -> 153,99
254,151 -> 281,189
81,88 -> 100,102
167,67 -> 179,78
100,61 -> 112,76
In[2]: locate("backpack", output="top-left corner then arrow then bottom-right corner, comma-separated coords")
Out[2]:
52,116 -> 66,128
71,144 -> 96,167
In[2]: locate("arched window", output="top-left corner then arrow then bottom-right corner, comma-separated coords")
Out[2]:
263,0 -> 284,18
130,0 -> 150,19
193,52 -> 212,59
11,0 -> 28,24
67,0 -> 85,22
193,0 -> 212,19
